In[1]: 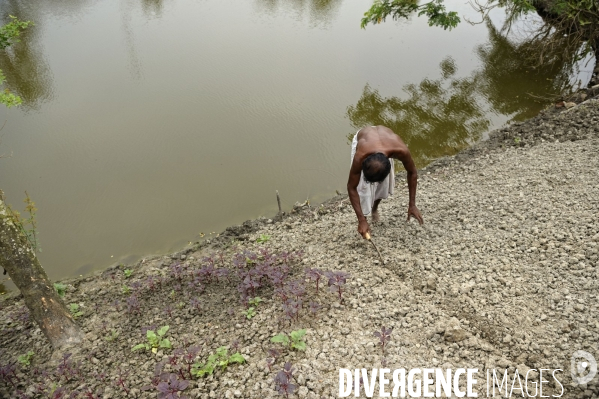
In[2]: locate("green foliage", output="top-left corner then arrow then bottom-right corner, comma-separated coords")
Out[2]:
361,0 -> 599,71
132,325 -> 172,353
248,297 -> 263,307
271,329 -> 307,351
5,192 -> 42,252
256,234 -> 271,243
54,283 -> 67,298
17,351 -> 34,367
69,303 -> 84,318
123,269 -> 133,278
0,16 -> 33,108
347,58 -> 489,167
0,16 -> 33,50
242,307 -> 256,319
191,346 -> 245,377
105,330 -> 119,342
122,285 -> 131,295
361,0 -> 459,30
0,74 -> 22,108
271,332 -> 290,347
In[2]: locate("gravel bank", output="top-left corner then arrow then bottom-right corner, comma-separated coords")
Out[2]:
1,100 -> 598,398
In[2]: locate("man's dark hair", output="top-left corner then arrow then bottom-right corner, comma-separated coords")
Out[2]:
362,152 -> 391,183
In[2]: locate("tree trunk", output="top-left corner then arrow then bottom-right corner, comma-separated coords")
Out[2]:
0,192 -> 83,349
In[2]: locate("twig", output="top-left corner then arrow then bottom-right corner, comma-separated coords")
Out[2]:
276,191 -> 282,214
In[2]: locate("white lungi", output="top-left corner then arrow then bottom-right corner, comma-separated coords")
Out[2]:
350,130 -> 394,216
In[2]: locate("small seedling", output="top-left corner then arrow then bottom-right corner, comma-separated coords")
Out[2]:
374,326 -> 392,357
132,326 -> 172,353
123,269 -> 133,278
122,285 -> 131,295
248,297 -> 263,307
514,137 -> 521,144
256,234 -> 271,243
325,270 -> 350,303
271,329 -> 307,351
191,346 -> 245,377
242,307 -> 257,319
305,268 -> 324,293
105,330 -> 119,342
17,351 -> 34,368
54,283 -> 67,297
69,303 -> 83,319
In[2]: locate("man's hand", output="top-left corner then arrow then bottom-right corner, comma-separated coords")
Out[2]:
407,205 -> 423,225
358,218 -> 370,238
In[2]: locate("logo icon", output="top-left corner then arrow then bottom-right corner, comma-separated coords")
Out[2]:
571,350 -> 597,385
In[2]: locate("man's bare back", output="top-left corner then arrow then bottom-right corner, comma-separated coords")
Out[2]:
347,125 -> 423,238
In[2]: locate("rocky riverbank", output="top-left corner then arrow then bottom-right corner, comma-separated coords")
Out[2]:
1,99 -> 598,398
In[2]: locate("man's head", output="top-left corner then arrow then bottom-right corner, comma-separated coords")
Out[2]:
362,152 -> 391,183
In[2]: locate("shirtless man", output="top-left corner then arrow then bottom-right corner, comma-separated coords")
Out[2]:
347,125 -> 423,238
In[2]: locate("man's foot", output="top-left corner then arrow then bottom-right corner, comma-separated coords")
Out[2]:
371,209 -> 380,223
371,199 -> 382,223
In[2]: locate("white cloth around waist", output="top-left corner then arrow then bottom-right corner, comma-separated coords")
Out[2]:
350,130 -> 394,216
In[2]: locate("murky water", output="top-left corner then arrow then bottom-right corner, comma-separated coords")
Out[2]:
0,0 -> 591,290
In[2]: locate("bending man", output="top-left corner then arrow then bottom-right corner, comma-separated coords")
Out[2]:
347,125 -> 423,238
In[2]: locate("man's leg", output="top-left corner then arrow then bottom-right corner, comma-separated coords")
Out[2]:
371,199 -> 382,222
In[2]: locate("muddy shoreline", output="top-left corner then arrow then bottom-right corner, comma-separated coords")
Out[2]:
1,98 -> 598,398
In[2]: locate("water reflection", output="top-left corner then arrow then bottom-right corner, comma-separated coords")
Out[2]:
141,0 -> 164,19
254,0 -> 342,27
347,20 -> 580,167
347,58 -> 488,167
0,9 -> 53,110
477,20 -> 574,121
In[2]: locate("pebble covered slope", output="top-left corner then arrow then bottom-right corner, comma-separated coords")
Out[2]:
1,99 -> 598,398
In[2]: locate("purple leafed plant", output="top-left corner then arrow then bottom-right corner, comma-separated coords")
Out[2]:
308,301 -> 321,315
214,268 -> 230,283
198,264 -> 215,283
164,305 -> 175,319
281,298 -> 303,321
374,326 -> 393,356
285,280 -> 306,299
130,281 -> 143,292
142,362 -> 169,392
114,368 -> 130,396
157,373 -> 190,399
0,361 -> 18,388
189,297 -> 202,313
325,271 -> 350,303
274,363 -> 297,398
82,386 -> 104,399
265,348 -> 280,372
305,268 -> 324,293
179,346 -> 200,380
145,276 -> 159,291
169,262 -> 185,283
56,353 -> 81,383
268,268 -> 287,288
126,295 -> 141,315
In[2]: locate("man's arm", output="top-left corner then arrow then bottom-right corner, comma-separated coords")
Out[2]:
347,160 -> 370,238
395,148 -> 424,224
